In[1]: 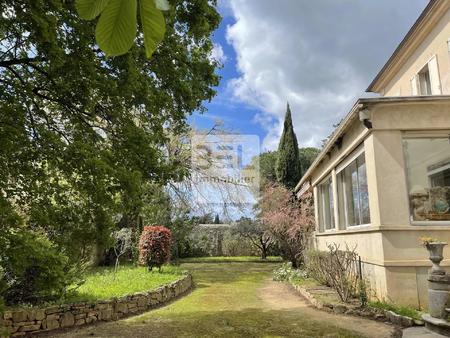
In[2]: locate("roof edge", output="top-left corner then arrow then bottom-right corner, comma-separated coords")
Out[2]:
366,0 -> 445,93
295,95 -> 450,192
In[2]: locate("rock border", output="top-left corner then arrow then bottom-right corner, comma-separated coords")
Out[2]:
291,282 -> 424,328
1,274 -> 193,337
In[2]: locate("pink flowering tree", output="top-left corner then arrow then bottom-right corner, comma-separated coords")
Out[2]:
260,183 -> 315,268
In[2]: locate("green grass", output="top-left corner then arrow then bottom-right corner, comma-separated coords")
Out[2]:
290,276 -> 320,288
56,262 -> 376,337
178,256 -> 282,263
64,265 -> 184,303
368,301 -> 421,320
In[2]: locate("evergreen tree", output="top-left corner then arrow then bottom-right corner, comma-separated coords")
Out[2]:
214,214 -> 220,224
275,103 -> 301,188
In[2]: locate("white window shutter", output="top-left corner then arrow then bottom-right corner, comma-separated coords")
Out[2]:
428,55 -> 442,95
410,75 -> 418,95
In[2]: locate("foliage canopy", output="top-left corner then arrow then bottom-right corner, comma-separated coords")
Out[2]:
0,0 -> 221,304
0,0 -> 220,259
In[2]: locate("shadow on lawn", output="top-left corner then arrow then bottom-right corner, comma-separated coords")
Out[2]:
182,262 -> 280,286
59,308 -> 363,338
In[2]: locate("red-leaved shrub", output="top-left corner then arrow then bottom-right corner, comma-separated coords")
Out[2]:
138,226 -> 172,271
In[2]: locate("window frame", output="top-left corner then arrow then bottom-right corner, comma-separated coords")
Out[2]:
336,147 -> 371,229
317,175 -> 335,232
402,132 -> 450,226
418,64 -> 432,95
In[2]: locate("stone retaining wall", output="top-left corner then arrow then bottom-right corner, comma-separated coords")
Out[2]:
291,282 -> 422,328
1,274 -> 192,337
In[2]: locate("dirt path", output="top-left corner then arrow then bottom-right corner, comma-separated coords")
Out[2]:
46,263 -> 397,338
258,278 -> 397,338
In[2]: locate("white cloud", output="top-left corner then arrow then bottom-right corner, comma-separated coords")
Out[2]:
210,43 -> 228,64
224,0 -> 428,150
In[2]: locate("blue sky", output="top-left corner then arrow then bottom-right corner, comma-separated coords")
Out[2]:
189,13 -> 268,149
189,0 -> 428,153
186,0 -> 430,220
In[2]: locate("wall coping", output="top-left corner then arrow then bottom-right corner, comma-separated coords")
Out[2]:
1,274 -> 193,337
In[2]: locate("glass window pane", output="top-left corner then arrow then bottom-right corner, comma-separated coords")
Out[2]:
337,152 -> 371,228
318,177 -> 334,230
357,154 -> 370,224
404,137 -> 450,222
328,179 -> 334,229
351,163 -> 360,224
343,162 -> 357,226
337,172 -> 346,228
318,184 -> 324,230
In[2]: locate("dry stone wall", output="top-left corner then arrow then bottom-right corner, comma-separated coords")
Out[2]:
1,274 -> 192,337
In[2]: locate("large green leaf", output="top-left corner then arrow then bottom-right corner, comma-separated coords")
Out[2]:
140,0 -> 166,58
96,0 -> 137,57
76,0 -> 111,20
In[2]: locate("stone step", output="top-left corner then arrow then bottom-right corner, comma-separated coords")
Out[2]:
422,314 -> 450,337
403,327 -> 448,337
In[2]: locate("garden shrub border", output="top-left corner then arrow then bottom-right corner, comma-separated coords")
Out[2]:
1,274 -> 193,337
290,281 -> 424,328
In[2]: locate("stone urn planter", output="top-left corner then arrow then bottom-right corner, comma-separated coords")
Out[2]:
425,242 -> 447,275
423,241 -> 450,320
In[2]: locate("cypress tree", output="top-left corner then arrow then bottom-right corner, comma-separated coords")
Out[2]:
214,214 -> 220,224
275,103 -> 301,188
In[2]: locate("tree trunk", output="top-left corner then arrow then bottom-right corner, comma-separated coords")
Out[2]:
261,250 -> 267,260
260,239 -> 268,260
291,259 -> 299,269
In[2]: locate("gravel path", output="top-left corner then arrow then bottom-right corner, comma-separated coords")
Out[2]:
258,278 -> 397,338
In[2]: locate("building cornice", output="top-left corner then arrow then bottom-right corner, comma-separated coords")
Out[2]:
294,95 -> 450,193
366,0 -> 450,93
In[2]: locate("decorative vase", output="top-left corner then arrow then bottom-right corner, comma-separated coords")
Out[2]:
426,242 -> 447,275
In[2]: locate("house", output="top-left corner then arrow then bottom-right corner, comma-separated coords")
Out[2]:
295,0 -> 450,308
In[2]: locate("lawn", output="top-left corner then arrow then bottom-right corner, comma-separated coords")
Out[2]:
52,262 -> 395,337
178,256 -> 282,263
65,265 -> 184,303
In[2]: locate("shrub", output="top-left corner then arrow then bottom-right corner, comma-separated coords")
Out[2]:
138,226 -> 172,271
1,231 -> 77,305
273,262 -> 307,282
260,184 -> 314,268
305,244 -> 359,303
305,250 -> 331,286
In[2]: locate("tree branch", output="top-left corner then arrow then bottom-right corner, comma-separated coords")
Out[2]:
0,57 -> 45,68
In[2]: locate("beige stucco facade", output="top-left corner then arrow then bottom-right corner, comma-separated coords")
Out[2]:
300,98 -> 450,308
296,1 -> 450,308
368,0 -> 450,97
383,8 -> 450,96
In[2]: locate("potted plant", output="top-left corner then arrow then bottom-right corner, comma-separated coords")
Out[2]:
421,237 -> 447,275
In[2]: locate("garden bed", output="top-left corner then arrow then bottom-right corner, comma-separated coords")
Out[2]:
290,278 -> 423,328
1,268 -> 193,337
